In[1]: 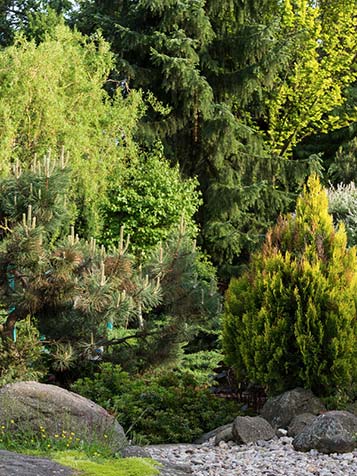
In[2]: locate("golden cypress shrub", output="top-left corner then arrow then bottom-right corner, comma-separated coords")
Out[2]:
223,175 -> 357,396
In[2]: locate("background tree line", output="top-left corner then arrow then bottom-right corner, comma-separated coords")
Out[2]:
1,1 -> 357,276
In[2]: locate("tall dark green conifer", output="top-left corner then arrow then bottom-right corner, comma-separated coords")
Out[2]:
75,0 -> 297,274
6,1 -> 357,275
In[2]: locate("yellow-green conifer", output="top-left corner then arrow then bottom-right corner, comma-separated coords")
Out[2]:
223,175 -> 357,396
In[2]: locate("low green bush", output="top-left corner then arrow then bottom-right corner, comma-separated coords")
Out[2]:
72,363 -> 240,444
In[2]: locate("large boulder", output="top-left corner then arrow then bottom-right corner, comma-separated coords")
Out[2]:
293,411 -> 357,454
287,413 -> 317,438
232,416 -> 275,444
214,425 -> 234,446
0,381 -> 127,451
260,388 -> 325,429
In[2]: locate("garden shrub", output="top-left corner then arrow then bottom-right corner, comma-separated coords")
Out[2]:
102,144 -> 201,254
0,315 -> 45,386
223,175 -> 357,397
328,182 -> 357,247
72,363 -> 240,444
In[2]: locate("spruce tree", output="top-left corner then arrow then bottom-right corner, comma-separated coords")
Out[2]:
74,1 -> 357,274
75,0 -> 296,273
223,175 -> 357,396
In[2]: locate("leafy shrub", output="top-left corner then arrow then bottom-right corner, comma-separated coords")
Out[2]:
328,182 -> 357,246
0,315 -> 45,386
223,175 -> 357,397
72,363 -> 240,444
102,144 -> 201,254
177,350 -> 223,386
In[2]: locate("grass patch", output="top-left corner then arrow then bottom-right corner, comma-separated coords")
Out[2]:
0,422 -> 159,476
53,450 -> 159,476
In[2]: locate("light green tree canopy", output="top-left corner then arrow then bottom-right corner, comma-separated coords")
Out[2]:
0,22 -> 143,235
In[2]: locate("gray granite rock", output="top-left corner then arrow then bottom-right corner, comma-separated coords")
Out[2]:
293,411 -> 357,454
214,425 -> 234,445
261,388 -> 325,429
0,450 -> 74,476
0,381 -> 127,452
232,416 -> 275,444
287,413 -> 317,437
194,423 -> 233,444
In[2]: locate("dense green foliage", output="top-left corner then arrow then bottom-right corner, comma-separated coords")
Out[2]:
0,159 -> 220,378
0,315 -> 44,385
102,144 -> 201,253
72,363 -> 240,444
1,0 -> 357,446
74,0 -> 357,273
0,23 -> 142,235
223,175 -> 357,396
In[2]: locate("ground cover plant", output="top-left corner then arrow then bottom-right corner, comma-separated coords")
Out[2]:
0,422 -> 158,476
72,363 -> 240,444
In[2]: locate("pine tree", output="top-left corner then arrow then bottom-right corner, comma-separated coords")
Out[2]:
0,157 -> 220,374
0,158 -> 160,364
223,175 -> 357,396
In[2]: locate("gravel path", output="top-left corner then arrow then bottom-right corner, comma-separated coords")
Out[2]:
145,437 -> 357,476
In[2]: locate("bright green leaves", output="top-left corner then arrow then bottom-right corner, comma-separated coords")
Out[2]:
102,145 -> 201,253
0,24 -> 143,236
265,1 -> 357,156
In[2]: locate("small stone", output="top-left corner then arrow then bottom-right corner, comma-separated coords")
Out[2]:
307,465 -> 318,473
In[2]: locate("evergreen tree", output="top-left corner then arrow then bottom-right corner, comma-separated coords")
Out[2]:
0,157 -> 220,374
74,0 -> 296,273
74,1 -> 357,275
0,0 -> 72,45
223,175 -> 357,396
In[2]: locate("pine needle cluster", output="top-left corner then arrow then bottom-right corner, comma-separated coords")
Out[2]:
0,155 -> 221,374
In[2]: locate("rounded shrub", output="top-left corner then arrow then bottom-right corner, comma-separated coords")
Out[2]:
72,363 -> 240,444
223,175 -> 357,397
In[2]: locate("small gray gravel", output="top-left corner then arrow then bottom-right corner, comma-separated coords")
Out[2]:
145,437 -> 357,476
